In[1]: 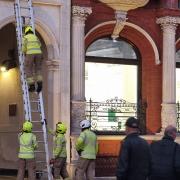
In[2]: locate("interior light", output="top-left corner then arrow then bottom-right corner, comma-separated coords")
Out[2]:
1,66 -> 7,72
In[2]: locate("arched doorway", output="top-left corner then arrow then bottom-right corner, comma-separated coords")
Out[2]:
0,23 -> 47,169
85,37 -> 145,134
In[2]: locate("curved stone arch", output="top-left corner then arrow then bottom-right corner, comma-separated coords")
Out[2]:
85,21 -> 160,65
0,15 -> 59,60
176,38 -> 180,51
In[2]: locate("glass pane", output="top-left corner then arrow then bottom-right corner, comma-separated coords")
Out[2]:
176,50 -> 180,63
85,62 -> 137,102
85,62 -> 137,132
86,38 -> 137,59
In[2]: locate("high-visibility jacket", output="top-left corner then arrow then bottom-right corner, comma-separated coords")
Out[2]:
22,34 -> 42,55
18,132 -> 38,159
76,129 -> 98,160
53,133 -> 67,158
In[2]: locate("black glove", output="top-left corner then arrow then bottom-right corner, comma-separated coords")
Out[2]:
77,150 -> 82,156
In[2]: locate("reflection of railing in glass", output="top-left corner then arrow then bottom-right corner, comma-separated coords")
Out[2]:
86,97 -> 146,134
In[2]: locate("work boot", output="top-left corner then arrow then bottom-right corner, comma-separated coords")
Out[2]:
36,81 -> 42,93
28,83 -> 35,92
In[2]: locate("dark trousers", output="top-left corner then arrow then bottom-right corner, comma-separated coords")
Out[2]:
25,54 -> 42,83
53,157 -> 69,179
17,158 -> 36,180
75,157 -> 95,180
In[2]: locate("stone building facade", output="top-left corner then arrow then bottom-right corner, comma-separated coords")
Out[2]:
0,0 -> 180,178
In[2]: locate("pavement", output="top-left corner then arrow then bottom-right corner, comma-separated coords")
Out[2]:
0,176 -> 116,180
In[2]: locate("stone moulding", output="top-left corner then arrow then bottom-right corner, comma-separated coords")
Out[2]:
98,0 -> 149,11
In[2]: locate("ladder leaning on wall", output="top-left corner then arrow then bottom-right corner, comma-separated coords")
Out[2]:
14,0 -> 52,179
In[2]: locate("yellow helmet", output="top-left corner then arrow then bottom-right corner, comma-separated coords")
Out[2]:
23,121 -> 33,132
56,123 -> 67,134
25,26 -> 33,34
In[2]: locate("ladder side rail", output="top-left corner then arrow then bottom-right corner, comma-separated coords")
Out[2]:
14,2 -> 32,121
27,0 -> 35,33
38,92 -> 53,180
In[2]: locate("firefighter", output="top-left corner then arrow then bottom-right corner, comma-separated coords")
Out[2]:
75,119 -> 98,180
52,123 -> 70,180
17,121 -> 38,180
22,26 -> 43,93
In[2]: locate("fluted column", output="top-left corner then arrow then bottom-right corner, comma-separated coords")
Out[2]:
71,6 -> 92,134
157,16 -> 180,131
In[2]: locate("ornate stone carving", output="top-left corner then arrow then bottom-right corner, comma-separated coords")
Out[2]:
46,60 -> 60,71
161,103 -> 177,132
98,0 -> 149,11
157,16 -> 180,27
72,6 -> 92,21
111,10 -> 127,39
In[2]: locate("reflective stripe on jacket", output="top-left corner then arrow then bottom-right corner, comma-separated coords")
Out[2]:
18,132 -> 38,159
22,34 -> 42,54
53,133 -> 67,158
76,129 -> 98,159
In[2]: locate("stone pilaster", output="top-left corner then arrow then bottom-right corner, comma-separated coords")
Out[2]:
46,60 -> 60,157
71,6 -> 92,133
157,16 -> 180,131
71,6 -> 92,101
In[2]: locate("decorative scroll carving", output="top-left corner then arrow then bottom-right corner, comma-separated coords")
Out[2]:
72,6 -> 92,20
111,10 -> 127,39
157,16 -> 180,27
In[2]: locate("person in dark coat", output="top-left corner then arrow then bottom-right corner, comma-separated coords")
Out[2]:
149,125 -> 180,180
116,117 -> 151,180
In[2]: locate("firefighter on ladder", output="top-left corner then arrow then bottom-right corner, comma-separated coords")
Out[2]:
17,121 -> 38,180
22,26 -> 43,93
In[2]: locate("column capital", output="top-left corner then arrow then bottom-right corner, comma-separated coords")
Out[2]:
72,6 -> 92,21
46,60 -> 60,71
156,16 -> 180,30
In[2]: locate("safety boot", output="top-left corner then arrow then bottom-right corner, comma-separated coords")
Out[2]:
36,81 -> 42,93
28,83 -> 35,92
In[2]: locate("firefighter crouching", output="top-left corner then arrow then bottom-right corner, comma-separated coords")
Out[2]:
17,121 -> 38,180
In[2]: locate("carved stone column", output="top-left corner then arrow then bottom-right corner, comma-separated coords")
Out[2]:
46,60 -> 60,156
70,6 -> 92,178
71,6 -> 92,134
157,16 -> 180,131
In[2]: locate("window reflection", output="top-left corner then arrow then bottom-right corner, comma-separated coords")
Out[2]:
86,38 -> 137,59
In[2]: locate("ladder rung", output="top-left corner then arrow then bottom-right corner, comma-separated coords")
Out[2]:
22,15 -> 31,19
36,161 -> 46,163
32,131 -> 43,133
32,120 -> 41,123
31,110 -> 40,113
37,141 -> 45,143
30,100 -> 39,103
35,151 -> 46,153
20,6 -> 30,10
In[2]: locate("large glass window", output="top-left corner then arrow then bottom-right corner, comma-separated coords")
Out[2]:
85,38 -> 141,133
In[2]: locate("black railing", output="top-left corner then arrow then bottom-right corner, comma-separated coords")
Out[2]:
86,97 -> 147,134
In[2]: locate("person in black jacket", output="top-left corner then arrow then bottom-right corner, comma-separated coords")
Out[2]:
116,117 -> 151,180
149,125 -> 180,180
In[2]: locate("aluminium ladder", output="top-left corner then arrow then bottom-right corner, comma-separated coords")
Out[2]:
14,0 -> 52,179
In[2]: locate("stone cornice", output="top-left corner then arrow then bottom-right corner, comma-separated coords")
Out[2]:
72,6 -> 92,20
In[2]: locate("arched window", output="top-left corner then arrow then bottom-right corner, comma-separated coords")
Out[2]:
85,37 -> 143,133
